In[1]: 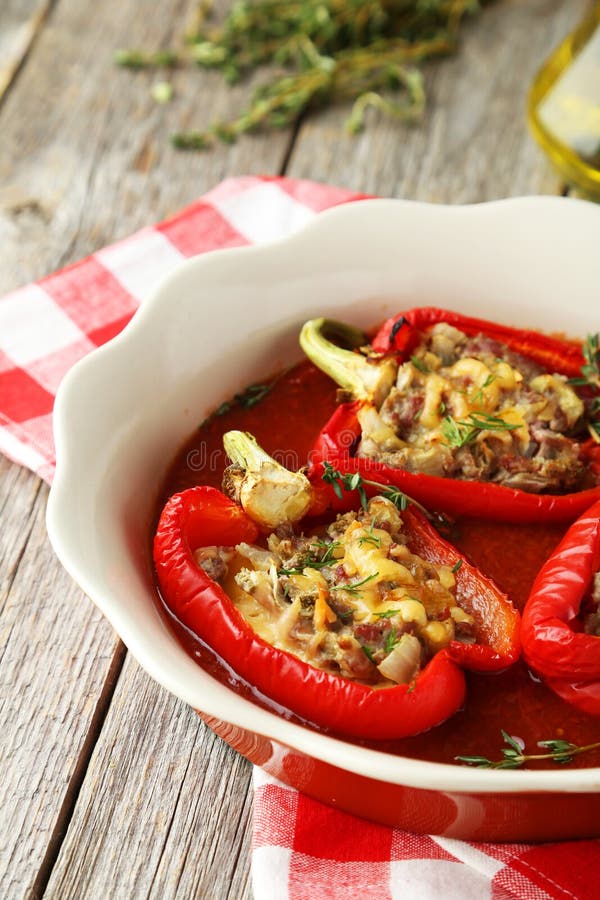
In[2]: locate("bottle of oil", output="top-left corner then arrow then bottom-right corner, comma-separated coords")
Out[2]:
528,4 -> 600,198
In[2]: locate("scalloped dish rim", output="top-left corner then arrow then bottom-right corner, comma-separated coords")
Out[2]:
47,196 -> 600,797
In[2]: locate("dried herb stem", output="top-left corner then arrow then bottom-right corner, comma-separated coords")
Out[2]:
569,333 -> 600,442
321,461 -> 432,518
456,729 -> 600,770
116,0 -> 490,148
440,412 -> 520,449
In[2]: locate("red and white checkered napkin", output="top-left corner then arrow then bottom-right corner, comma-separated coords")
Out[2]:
1,175 -> 597,900
253,768 -> 600,900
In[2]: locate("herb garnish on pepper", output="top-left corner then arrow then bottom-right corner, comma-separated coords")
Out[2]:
301,308 -> 600,523
456,730 -> 600,770
153,431 -> 519,740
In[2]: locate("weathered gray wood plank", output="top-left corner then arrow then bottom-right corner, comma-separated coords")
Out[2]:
44,655 -> 253,900
0,0 -> 54,101
0,0 -> 293,296
0,0 -> 291,896
0,473 -> 123,898
287,0 -> 588,199
0,456 -> 42,617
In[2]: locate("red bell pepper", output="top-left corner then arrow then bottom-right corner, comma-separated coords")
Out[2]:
309,307 -> 600,524
522,499 -> 600,716
154,481 -> 520,740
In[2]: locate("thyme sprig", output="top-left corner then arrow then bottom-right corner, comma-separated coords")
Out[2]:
358,519 -> 382,547
116,0 -> 490,148
456,730 -> 600,770
471,373 -> 497,405
322,461 -> 417,512
568,333 -> 600,442
374,607 -> 402,618
383,627 -> 400,654
440,412 -> 520,449
210,382 -> 274,419
114,49 -> 179,68
332,571 -> 379,595
278,538 -> 342,575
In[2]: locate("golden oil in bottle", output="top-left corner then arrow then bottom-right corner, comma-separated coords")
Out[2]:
528,4 -> 600,198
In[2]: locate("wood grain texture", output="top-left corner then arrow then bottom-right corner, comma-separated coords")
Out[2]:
0,456 -> 42,617
287,0 -> 589,199
0,0 -> 293,296
0,1 -> 288,896
0,0 -> 54,101
0,473 -> 122,898
44,655 -> 253,900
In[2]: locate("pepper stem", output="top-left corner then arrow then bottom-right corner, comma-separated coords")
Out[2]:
222,431 -> 313,529
223,429 -> 277,471
299,318 -> 397,407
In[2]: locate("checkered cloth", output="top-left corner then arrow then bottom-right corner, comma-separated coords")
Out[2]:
253,770 -> 599,900
2,176 -> 597,899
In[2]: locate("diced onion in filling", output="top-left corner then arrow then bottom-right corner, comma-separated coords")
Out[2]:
201,497 -> 476,688
358,322 -> 590,494
377,633 -> 421,683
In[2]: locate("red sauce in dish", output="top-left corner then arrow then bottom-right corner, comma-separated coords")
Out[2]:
157,360 -> 600,768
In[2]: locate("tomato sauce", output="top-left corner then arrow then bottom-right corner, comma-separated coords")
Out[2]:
157,360 -> 600,768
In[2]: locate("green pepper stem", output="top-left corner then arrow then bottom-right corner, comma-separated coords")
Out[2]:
299,317 -> 397,406
223,430 -> 277,471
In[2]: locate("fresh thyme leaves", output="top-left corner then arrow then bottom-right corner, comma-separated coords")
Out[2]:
440,412 -> 520,449
337,608 -> 354,623
440,416 -> 471,448
383,628 -> 400,655
471,373 -> 497,405
235,383 -> 273,409
410,355 -> 429,374
279,539 -> 342,575
322,461 -> 414,513
582,333 -> 600,385
374,608 -> 401,619
361,644 -> 376,663
117,1 -> 490,149
451,559 -> 463,574
311,537 -> 342,560
568,333 -> 600,442
455,730 -> 600,770
332,571 -> 379,595
359,532 -> 381,548
204,382 -> 274,424
358,520 -> 382,548
114,49 -> 179,68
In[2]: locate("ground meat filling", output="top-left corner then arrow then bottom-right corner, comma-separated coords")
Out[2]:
195,497 -> 476,687
357,322 -> 591,493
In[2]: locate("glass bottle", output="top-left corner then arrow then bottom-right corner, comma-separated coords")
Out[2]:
528,4 -> 600,198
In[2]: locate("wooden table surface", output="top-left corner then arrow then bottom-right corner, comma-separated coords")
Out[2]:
0,1 -> 591,897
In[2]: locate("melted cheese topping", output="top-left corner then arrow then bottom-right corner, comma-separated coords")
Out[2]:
358,324 -> 587,492
222,498 -> 475,686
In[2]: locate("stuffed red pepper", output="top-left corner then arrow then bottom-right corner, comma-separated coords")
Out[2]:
301,308 -> 600,523
154,431 -> 520,740
522,499 -> 600,716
